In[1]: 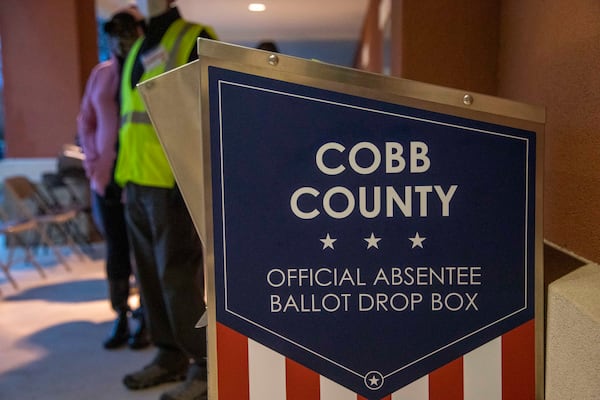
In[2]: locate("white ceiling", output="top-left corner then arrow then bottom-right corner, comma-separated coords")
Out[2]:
96,0 -> 369,42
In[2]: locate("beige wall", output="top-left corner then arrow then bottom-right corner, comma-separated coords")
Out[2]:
497,0 -> 600,263
0,0 -> 97,157
394,0 -> 500,95
357,0 -> 600,263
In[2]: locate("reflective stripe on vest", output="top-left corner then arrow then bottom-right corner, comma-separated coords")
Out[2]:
115,19 -> 210,188
121,111 -> 152,126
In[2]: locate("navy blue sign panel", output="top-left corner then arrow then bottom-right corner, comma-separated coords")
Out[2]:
208,66 -> 536,398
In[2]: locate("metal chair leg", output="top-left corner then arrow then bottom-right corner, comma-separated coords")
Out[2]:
1,262 -> 19,289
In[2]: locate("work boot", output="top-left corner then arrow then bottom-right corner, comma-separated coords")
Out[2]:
103,310 -> 129,349
123,351 -> 189,390
104,278 -> 131,349
128,309 -> 151,350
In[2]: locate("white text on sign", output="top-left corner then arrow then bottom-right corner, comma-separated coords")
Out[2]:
290,141 -> 459,219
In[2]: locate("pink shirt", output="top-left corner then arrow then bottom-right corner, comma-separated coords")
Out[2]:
77,56 -> 120,196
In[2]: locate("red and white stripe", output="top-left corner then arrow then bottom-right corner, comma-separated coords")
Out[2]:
216,320 -> 534,400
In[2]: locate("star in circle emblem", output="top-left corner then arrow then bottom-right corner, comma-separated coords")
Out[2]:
364,370 -> 384,390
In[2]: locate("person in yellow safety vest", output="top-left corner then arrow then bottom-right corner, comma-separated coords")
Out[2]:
115,1 -> 216,399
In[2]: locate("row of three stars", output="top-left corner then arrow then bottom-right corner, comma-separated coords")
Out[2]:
320,232 -> 426,250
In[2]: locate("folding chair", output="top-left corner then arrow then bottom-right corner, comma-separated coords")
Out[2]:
0,207 -> 47,289
40,143 -> 101,253
3,176 -> 87,269
40,171 -> 96,254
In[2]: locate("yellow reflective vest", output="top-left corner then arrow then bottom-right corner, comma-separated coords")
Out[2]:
115,19 -> 215,188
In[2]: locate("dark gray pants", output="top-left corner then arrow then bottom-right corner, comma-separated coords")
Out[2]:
124,183 -> 206,367
94,186 -> 132,312
93,188 -> 131,282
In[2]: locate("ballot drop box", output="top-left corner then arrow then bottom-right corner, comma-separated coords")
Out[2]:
140,39 -> 545,400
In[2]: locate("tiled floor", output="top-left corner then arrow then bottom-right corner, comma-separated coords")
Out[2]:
0,244 -> 177,400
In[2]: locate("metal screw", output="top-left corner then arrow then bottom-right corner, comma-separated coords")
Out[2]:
268,54 -> 279,66
463,94 -> 473,105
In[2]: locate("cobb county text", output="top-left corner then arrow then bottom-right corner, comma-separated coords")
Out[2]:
290,141 -> 458,220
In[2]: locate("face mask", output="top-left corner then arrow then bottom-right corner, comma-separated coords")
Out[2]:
109,35 -> 138,58
137,0 -> 168,19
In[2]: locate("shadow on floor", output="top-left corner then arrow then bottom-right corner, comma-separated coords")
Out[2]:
4,319 -> 157,399
3,278 -> 107,303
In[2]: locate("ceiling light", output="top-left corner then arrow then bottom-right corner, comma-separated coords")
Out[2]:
248,3 -> 266,12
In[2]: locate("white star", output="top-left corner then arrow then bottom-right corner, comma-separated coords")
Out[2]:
409,232 -> 426,248
320,233 -> 337,250
364,233 -> 381,249
368,374 -> 380,387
